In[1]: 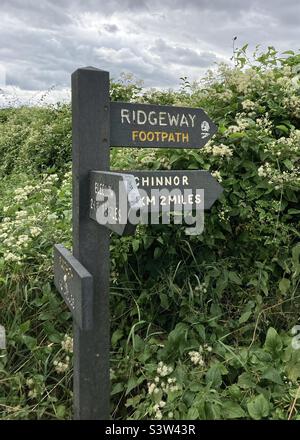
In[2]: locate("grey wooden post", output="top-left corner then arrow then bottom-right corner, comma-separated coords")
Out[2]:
72,67 -> 110,420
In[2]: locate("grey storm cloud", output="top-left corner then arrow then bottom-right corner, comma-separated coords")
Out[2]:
152,39 -> 219,67
0,0 -> 299,96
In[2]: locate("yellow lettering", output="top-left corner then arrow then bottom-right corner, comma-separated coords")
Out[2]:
132,131 -> 139,141
182,132 -> 189,142
147,131 -> 154,141
139,131 -> 146,141
168,132 -> 175,142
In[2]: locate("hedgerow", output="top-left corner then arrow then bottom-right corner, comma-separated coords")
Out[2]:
0,46 -> 300,419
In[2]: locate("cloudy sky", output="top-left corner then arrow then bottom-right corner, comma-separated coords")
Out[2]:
0,0 -> 299,104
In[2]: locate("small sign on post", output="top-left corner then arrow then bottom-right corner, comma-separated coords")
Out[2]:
89,171 -> 143,236
54,244 -> 93,330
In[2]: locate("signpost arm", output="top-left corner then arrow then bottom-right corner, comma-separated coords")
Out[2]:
72,67 -> 110,420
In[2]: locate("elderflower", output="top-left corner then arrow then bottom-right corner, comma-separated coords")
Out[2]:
30,227 -> 42,237
53,356 -> 70,374
195,283 -> 207,294
147,382 -> 156,395
211,170 -> 222,182
202,143 -> 233,157
157,361 -> 173,377
242,99 -> 256,111
4,252 -> 21,262
188,349 -> 205,366
61,334 -> 73,353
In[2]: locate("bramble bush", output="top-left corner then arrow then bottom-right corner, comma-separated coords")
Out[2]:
0,46 -> 300,419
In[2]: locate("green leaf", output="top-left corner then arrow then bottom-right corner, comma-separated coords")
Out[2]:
111,329 -> 123,347
264,327 -> 282,357
154,247 -> 162,259
111,382 -> 124,396
285,362 -> 300,382
239,310 -> 252,324
126,375 -> 144,395
132,239 -> 140,252
279,278 -> 290,295
237,372 -> 256,389
247,394 -> 270,420
55,404 -> 66,419
228,271 -> 242,285
276,125 -> 289,134
206,362 -> 228,388
261,367 -> 283,384
186,407 -> 199,419
222,401 -> 246,419
19,320 -> 31,333
21,335 -> 37,350
283,159 -> 293,170
292,244 -> 300,264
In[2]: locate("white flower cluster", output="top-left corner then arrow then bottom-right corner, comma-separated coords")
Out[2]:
26,378 -> 39,399
258,162 -> 300,188
53,355 -> 70,374
147,364 -> 180,397
153,401 -> 166,420
266,130 -> 300,156
283,95 -> 300,118
225,113 -> 251,135
14,185 -> 35,203
188,350 -> 205,366
61,334 -> 73,353
258,162 -> 272,178
218,89 -> 233,102
188,344 -> 212,366
218,209 -> 229,221
211,170 -> 222,182
195,283 -> 207,294
159,156 -> 172,170
45,174 -> 59,183
255,113 -> 272,135
3,252 -> 21,262
30,227 -> 42,237
242,99 -> 256,111
202,143 -> 233,158
157,361 -> 173,377
16,234 -> 30,247
0,172 -> 68,266
224,67 -> 257,94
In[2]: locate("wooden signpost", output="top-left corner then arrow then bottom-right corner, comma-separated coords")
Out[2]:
54,66 -> 223,420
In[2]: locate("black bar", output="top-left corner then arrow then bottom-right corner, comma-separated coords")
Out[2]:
72,67 -> 110,419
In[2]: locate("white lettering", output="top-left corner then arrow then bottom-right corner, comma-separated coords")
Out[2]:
159,112 -> 167,126
121,108 -> 130,124
188,114 -> 196,127
137,110 -> 147,124
168,113 -> 180,126
148,111 -> 157,125
180,114 -> 189,127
